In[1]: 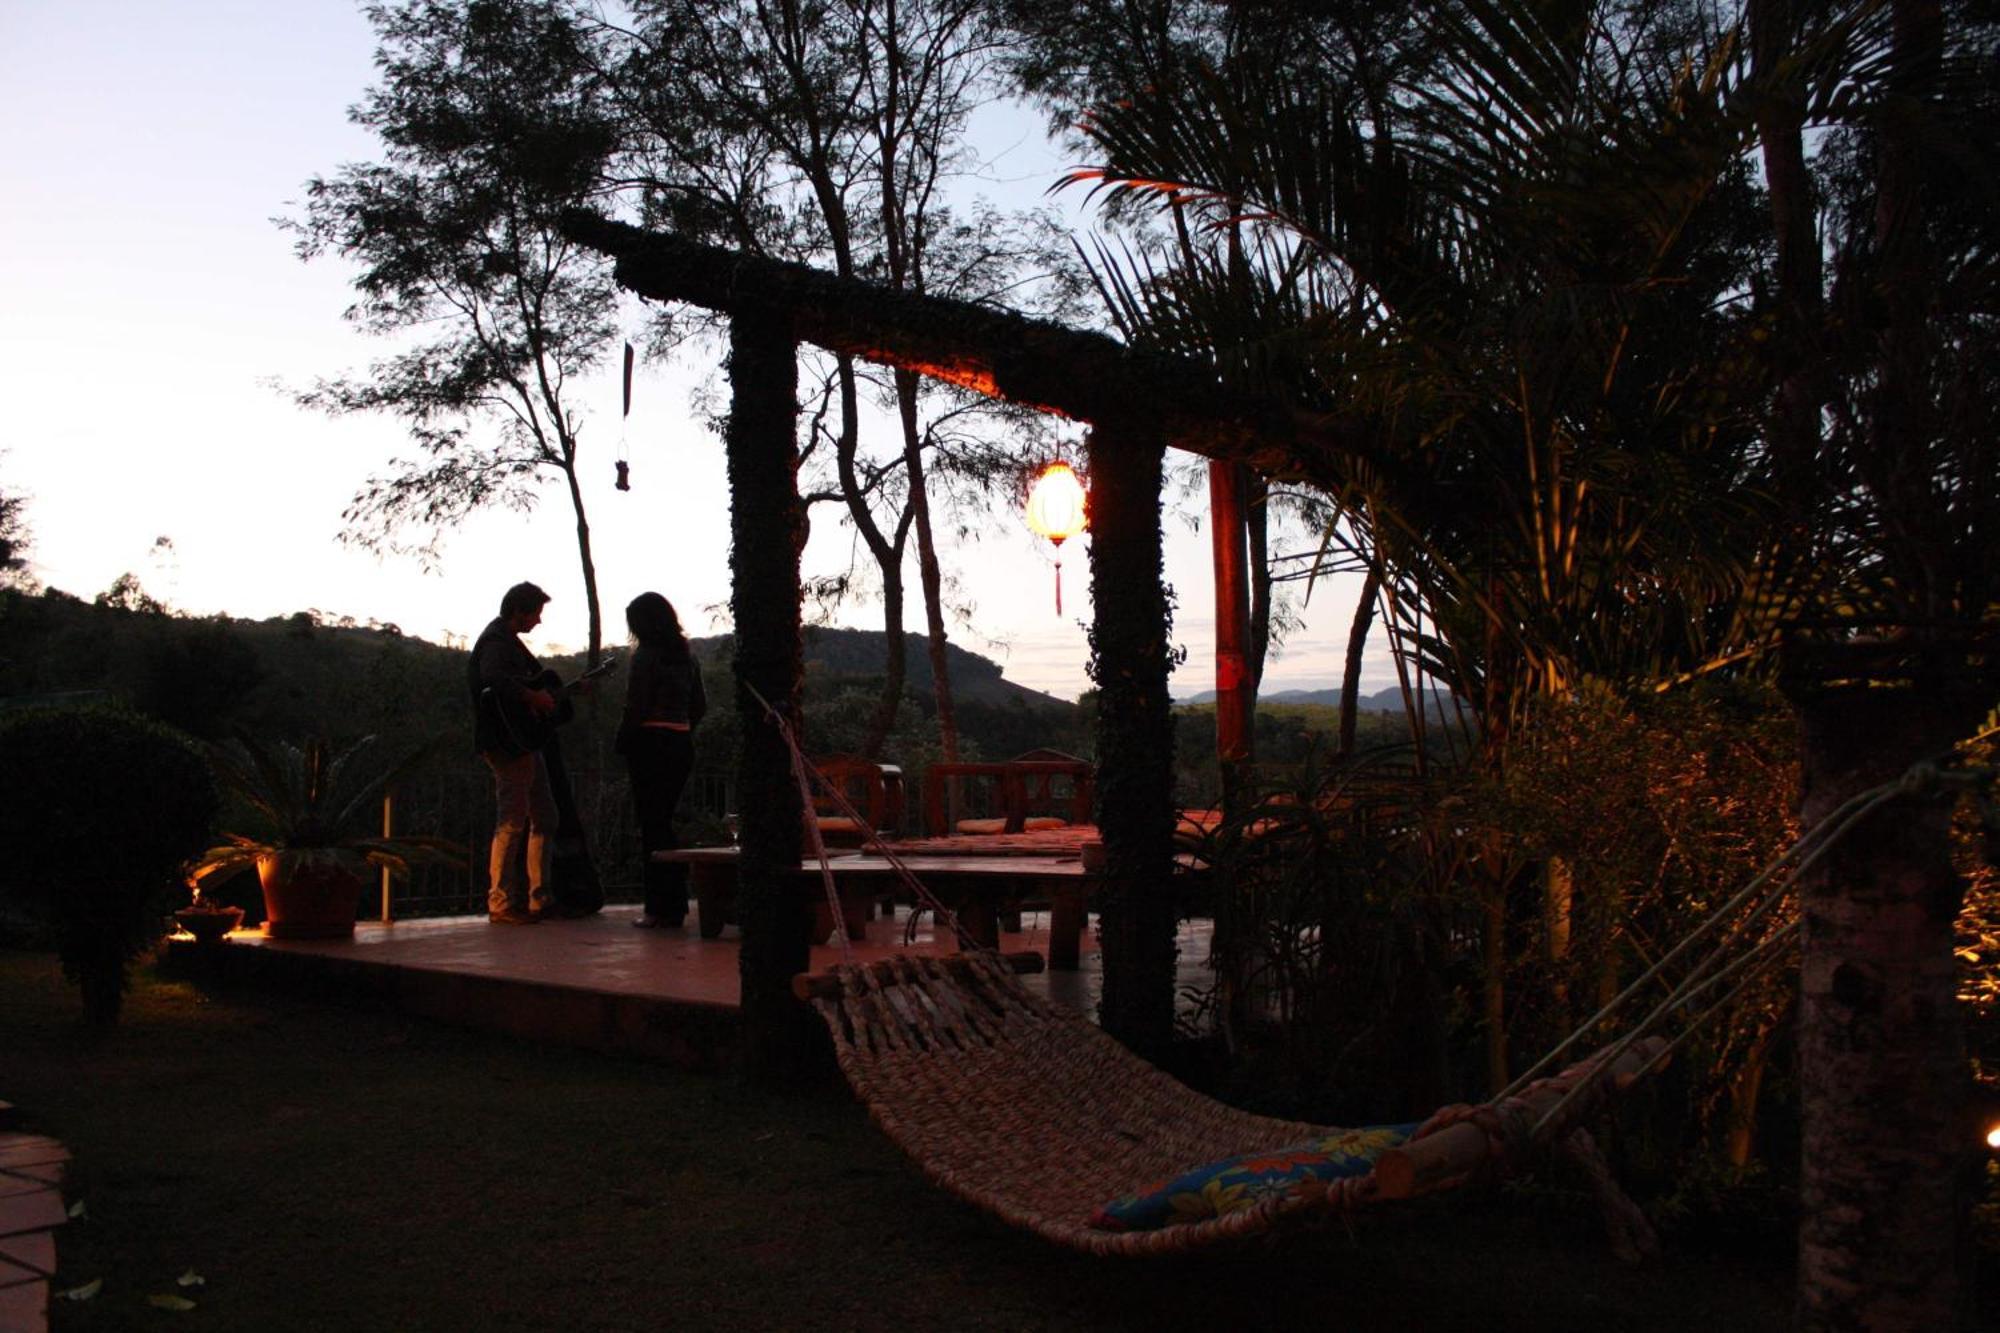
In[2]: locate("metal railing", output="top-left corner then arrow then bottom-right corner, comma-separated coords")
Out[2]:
375,763 -> 734,921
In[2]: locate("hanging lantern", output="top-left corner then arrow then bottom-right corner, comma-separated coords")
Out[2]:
1025,460 -> 1088,615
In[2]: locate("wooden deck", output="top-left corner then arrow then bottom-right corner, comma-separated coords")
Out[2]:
161,904 -> 1217,1072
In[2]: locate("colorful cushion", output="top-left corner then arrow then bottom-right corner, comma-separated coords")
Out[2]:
1087,1123 -> 1420,1232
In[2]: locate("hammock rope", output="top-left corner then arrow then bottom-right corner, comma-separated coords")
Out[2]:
1522,755 -> 1989,1133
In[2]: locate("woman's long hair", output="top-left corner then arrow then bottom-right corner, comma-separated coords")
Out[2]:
625,592 -> 688,658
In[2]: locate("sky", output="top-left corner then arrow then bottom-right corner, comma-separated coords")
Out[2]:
0,0 -> 1381,703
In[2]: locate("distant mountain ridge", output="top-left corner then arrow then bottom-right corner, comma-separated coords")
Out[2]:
689,625 -> 1073,712
1177,684 -> 1455,713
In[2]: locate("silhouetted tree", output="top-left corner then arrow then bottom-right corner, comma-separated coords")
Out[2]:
288,0 -> 622,662
0,474 -> 32,592
611,0 -> 1080,757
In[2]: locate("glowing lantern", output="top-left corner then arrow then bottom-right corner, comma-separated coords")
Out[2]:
1988,1122 -> 2000,1150
1025,461 -> 1088,615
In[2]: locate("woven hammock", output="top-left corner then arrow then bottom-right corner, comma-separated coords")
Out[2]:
797,949 -> 1666,1257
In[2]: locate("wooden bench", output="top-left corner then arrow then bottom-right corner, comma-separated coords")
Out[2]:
921,753 -> 1094,836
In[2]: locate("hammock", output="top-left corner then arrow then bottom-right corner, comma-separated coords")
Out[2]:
751,691 -> 1846,1257
794,950 -> 1664,1256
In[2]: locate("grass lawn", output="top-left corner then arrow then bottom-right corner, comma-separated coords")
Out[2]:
1,949 -> 1795,1332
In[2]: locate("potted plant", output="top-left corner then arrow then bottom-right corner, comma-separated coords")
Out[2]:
173,880 -> 244,944
191,733 -> 465,939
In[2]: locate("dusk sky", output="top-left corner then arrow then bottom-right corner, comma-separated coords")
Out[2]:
0,0 -> 1378,702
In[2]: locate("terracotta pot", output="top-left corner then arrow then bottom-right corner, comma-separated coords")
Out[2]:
256,855 -> 364,939
174,904 -> 244,943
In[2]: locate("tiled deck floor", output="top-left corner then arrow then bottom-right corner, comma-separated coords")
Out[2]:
167,905 -> 1217,1070
0,1122 -> 68,1333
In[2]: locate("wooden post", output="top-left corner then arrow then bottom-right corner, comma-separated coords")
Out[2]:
724,309 -> 819,1085
1086,419 -> 1178,1057
379,789 -> 394,924
1207,459 -> 1253,815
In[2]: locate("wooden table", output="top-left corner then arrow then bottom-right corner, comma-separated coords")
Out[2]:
654,844 -> 1096,967
867,825 -> 1101,858
864,825 -> 1205,968
648,847 -> 866,944
830,852 -> 1095,968
660,823 -> 1206,971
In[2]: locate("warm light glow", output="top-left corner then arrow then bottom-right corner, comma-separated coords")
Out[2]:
1025,462 -> 1087,545
1987,1123 -> 2000,1150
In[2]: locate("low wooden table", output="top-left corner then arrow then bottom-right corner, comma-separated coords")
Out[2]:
820,852 -> 1093,968
652,845 -> 1095,967
649,847 -> 870,944
659,828 -> 1205,971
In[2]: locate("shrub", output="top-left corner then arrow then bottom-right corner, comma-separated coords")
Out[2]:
0,705 -> 217,1024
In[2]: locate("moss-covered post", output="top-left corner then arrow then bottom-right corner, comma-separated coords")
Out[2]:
726,309 -> 817,1084
1085,418 -> 1178,1056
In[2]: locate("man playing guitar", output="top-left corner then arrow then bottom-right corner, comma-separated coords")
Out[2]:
468,581 -> 561,924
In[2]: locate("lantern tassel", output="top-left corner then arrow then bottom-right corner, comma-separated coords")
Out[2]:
1054,557 -> 1062,617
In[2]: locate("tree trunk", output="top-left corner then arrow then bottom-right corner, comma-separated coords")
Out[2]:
898,368 -> 960,762
560,454 -> 604,667
1338,563 -> 1381,758
863,571 -> 908,759
1243,466 -> 1272,693
1545,855 -> 1574,1030
1791,668 -> 1973,1330
1724,1008 -> 1788,1171
1749,0 -> 1825,516
1086,418 -> 1178,1058
830,357 -> 909,760
725,311 -> 818,1086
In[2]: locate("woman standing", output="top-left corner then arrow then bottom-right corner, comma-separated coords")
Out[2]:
619,592 -> 706,928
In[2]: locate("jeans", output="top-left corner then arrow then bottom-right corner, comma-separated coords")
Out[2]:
626,728 -> 694,921
484,749 -> 558,915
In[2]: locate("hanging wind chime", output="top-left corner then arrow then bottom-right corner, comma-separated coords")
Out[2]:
614,341 -> 634,491
1024,459 -> 1087,615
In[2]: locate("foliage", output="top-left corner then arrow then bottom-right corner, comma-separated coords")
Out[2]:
1190,742 -> 1473,1123
94,571 -> 165,615
0,705 -> 217,1024
1172,701 -> 1413,806
288,0 -> 621,656
1050,2 -> 1777,736
609,0 -> 1087,756
1957,726 -> 2000,1067
0,468 -> 33,592
192,732 -> 466,886
1471,682 -> 1802,1156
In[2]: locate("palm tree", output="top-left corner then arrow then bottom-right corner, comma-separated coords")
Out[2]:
1060,0 -> 1774,1082
1038,0 -> 1999,1321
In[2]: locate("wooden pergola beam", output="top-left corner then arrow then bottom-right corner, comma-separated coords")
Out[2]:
565,211 -> 1300,1057
562,211 -> 1342,480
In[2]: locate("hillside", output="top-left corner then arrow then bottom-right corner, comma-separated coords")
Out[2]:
0,589 -> 1076,742
690,625 -> 1074,713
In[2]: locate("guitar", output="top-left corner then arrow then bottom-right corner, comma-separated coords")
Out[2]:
480,656 -> 619,756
